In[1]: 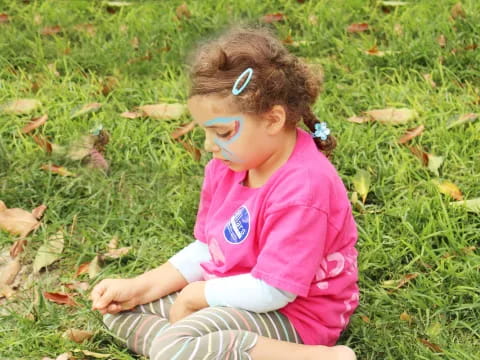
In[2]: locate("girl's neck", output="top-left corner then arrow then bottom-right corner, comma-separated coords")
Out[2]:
244,128 -> 297,188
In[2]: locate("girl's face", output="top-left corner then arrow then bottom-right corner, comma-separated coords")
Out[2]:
187,95 -> 274,172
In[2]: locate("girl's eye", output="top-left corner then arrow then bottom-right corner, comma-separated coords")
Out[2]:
216,131 -> 231,138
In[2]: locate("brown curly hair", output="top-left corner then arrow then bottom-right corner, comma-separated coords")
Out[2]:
185,25 -> 336,157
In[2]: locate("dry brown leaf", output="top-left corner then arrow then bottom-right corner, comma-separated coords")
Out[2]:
360,315 -> 371,323
21,114 -> 48,134
0,258 -> 21,285
347,115 -> 370,124
10,238 -> 28,258
2,99 -> 41,115
105,247 -> 131,259
422,74 -> 436,88
33,135 -> 53,153
419,338 -> 443,353
63,329 -> 94,343
101,76 -> 119,96
73,23 -> 96,36
437,34 -> 446,47
131,36 -> 139,49
399,312 -> 412,323
32,204 -> 47,220
365,108 -> 417,124
364,45 -> 385,56
433,180 -> 463,200
41,164 -> 76,177
120,111 -> 143,119
88,255 -> 102,279
42,353 -> 73,360
137,103 -> 186,120
75,262 -> 90,277
261,13 -> 285,23
176,3 -> 191,19
65,281 -> 89,292
178,139 -> 201,161
40,25 -> 61,36
347,23 -> 369,33
171,121 -> 196,139
0,284 -> 15,299
451,2 -> 466,19
0,13 -> 9,23
0,202 -> 41,238
398,125 -> 425,144
43,291 -> 78,306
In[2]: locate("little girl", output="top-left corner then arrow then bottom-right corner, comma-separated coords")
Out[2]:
91,26 -> 359,360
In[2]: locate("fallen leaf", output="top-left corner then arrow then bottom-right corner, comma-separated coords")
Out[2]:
120,110 -> 143,119
347,23 -> 369,33
106,1 -> 132,7
73,23 -> 96,36
400,312 -> 412,322
0,258 -> 21,285
32,204 -> 47,220
437,34 -> 446,47
381,1 -> 408,5
360,315 -> 370,323
382,273 -> 418,291
0,201 -> 41,237
32,135 -> 53,153
176,3 -> 191,19
40,25 -> 61,36
364,45 -> 385,56
393,23 -> 403,36
1,99 -> 41,115
433,180 -> 463,200
70,103 -> 102,119
101,76 -> 119,96
63,329 -> 94,343
0,13 -> 9,23
261,13 -> 285,23
41,353 -> 72,360
178,139 -> 201,161
408,146 -> 444,175
10,238 -> 28,258
72,349 -> 110,358
419,338 -> 443,353
398,124 -> 425,144
347,115 -> 370,124
41,164 -> 76,177
75,262 -> 90,277
21,114 -> 48,134
308,15 -> 318,25
43,291 -> 77,306
446,113 -> 478,129
65,281 -> 89,292
451,2 -> 466,19
365,108 -> 418,125
0,284 -> 15,298
352,170 -> 371,203
131,36 -> 139,49
450,198 -> 480,213
395,273 -> 418,289
104,247 -> 131,259
88,255 -> 101,279
171,121 -> 196,139
137,103 -> 186,120
33,231 -> 64,273
422,74 -> 436,88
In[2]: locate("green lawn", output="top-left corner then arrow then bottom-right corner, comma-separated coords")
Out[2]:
1,0 -> 479,359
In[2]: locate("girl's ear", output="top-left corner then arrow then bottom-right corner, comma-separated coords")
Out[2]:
263,105 -> 287,135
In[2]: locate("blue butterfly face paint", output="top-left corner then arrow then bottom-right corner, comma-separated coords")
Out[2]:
204,116 -> 244,163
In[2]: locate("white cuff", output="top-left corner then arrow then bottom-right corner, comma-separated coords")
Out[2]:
168,240 -> 211,283
205,273 -> 297,313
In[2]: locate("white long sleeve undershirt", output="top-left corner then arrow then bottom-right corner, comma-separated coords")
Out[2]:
168,240 -> 297,313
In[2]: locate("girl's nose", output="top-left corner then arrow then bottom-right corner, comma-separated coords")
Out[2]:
204,133 -> 220,153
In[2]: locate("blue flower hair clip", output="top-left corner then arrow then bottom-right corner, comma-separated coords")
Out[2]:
232,67 -> 253,96
312,122 -> 331,141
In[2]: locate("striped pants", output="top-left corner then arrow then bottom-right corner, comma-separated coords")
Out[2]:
103,291 -> 303,359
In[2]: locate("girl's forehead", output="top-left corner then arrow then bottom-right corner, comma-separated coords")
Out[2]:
188,95 -> 247,126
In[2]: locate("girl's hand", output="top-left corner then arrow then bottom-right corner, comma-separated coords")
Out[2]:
90,278 -> 140,315
169,281 -> 209,323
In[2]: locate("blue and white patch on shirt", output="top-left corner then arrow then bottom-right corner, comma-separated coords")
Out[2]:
223,205 -> 251,244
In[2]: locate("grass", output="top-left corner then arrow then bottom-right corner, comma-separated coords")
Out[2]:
0,0 -> 479,358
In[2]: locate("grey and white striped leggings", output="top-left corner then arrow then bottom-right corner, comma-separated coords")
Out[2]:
103,290 -> 303,359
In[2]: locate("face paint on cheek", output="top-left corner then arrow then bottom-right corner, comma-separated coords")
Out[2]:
205,116 -> 245,163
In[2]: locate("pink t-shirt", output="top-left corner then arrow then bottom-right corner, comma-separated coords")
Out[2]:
194,127 -> 359,346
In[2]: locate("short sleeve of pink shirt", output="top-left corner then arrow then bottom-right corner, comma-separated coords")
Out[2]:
192,128 -> 359,346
